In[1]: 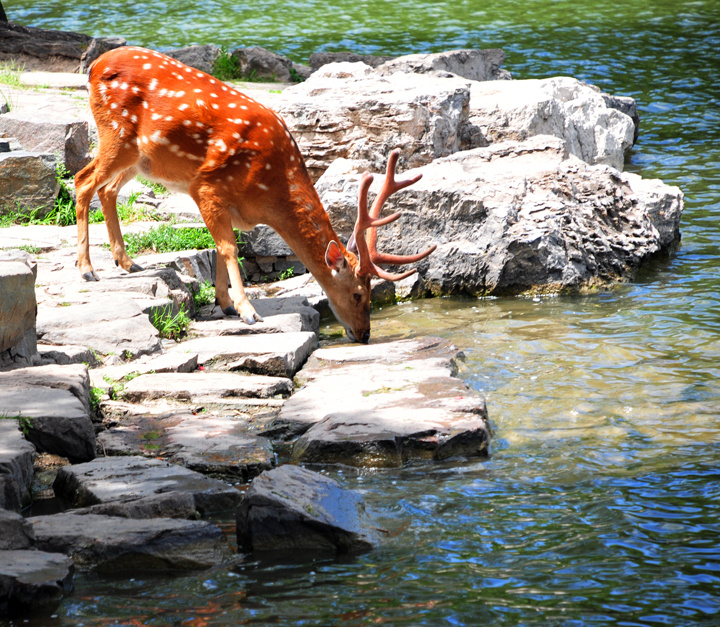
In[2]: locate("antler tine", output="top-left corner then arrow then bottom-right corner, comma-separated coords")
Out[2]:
352,150 -> 437,280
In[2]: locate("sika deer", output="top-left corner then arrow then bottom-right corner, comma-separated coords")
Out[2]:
74,47 -> 435,343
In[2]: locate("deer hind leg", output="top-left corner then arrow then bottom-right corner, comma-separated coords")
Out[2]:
74,146 -> 139,281
97,167 -> 144,273
190,185 -> 262,324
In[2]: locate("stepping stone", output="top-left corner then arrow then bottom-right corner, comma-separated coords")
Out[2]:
53,455 -> 241,515
119,371 -> 292,402
98,410 -> 275,481
31,513 -> 229,572
0,550 -> 74,615
0,510 -> 35,550
168,332 -> 317,378
36,295 -> 162,359
90,351 -> 199,391
236,465 -> 377,554
277,337 -> 491,467
0,421 -> 35,512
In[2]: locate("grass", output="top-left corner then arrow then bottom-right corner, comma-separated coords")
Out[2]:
193,280 -> 216,309
122,223 -> 216,256
136,175 -> 169,197
0,412 -> 34,437
0,60 -> 23,88
213,47 -> 242,81
152,304 -> 191,340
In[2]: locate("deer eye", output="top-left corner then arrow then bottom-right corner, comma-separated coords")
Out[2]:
354,293 -> 362,303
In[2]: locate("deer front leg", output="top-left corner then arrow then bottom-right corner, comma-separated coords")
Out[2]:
214,245 -> 262,324
97,168 -> 144,274
74,159 -> 104,281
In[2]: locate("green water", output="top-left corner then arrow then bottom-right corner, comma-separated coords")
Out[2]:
6,0 -> 720,624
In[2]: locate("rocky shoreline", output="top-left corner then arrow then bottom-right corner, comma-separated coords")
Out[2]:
0,30 -> 682,617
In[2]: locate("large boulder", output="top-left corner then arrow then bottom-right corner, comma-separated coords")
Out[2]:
166,44 -> 221,74
274,62 -> 471,180
231,46 -> 296,82
316,136 -> 683,296
236,465 -> 377,554
376,48 -> 512,82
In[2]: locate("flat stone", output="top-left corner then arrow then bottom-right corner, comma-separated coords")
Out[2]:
0,550 -> 74,615
0,363 -> 92,414
0,510 -> 35,550
0,151 -> 59,216
236,465 -> 377,554
0,421 -> 35,512
37,295 -> 162,359
275,337 -> 491,467
120,371 -> 292,402
30,513 -> 229,572
37,344 -> 101,367
98,410 -> 276,481
91,351 -> 199,391
71,492 -> 198,520
169,332 -> 317,378
0,261 -> 37,356
0,386 -> 95,463
53,456 -> 242,515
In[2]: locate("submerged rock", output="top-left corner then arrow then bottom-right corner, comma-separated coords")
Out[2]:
236,465 -> 377,554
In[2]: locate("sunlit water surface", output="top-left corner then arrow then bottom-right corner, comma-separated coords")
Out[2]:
4,0 -> 720,624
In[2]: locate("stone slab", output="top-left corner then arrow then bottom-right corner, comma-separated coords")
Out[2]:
0,509 -> 35,550
169,332 -> 317,378
120,371 -> 292,402
236,465 -> 377,554
30,513 -> 229,572
53,456 -> 242,515
0,421 -> 35,512
0,549 -> 74,615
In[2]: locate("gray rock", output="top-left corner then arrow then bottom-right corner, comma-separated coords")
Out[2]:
0,386 -> 95,463
239,224 -> 294,257
231,46 -> 294,82
31,513 -> 229,572
377,48 -> 511,81
278,337 -> 490,467
168,331 -> 317,378
0,260 -> 37,368
316,136 -> 683,296
0,113 -> 90,175
0,363 -> 92,414
603,92 -> 640,143
0,151 -> 58,217
119,371 -> 293,402
236,465 -> 377,554
79,36 -> 126,73
53,456 -> 242,515
309,51 -> 394,70
37,295 -> 162,359
69,492 -> 198,520
274,63 -> 471,180
135,248 -> 216,285
465,76 -> 635,170
0,550 -> 74,615
91,351 -> 199,391
166,44 -> 222,74
0,510 -> 35,550
37,344 -> 101,367
0,421 -> 35,512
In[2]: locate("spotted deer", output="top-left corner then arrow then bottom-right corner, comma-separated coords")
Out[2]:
74,47 -> 435,343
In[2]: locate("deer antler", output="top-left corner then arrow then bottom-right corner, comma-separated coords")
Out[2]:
350,149 -> 436,280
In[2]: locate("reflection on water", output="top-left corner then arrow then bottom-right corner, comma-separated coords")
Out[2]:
4,0 -> 720,624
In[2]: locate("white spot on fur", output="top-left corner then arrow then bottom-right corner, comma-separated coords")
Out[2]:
111,80 -> 119,89
197,99 -> 205,107
142,101 -> 149,109
257,183 -> 269,191
149,78 -> 158,91
151,113 -> 162,121
179,103 -> 189,111
111,120 -> 119,129
265,163 -> 271,170
216,139 -> 227,152
175,91 -> 185,98
143,63 -> 152,70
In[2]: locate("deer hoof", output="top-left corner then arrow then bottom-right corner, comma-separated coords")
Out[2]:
222,305 -> 239,317
82,271 -> 100,282
129,263 -> 144,273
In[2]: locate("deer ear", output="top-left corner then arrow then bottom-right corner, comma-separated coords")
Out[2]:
325,241 -> 346,273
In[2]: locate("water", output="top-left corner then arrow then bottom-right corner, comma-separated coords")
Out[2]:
5,0 -> 720,624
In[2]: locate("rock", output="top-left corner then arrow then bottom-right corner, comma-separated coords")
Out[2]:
239,224 -> 294,257
309,51 -> 394,70
0,258 -> 38,369
377,48 -> 511,82
53,456 -> 242,515
231,46 -> 295,82
279,337 -> 490,467
135,248 -> 216,285
168,332 -> 317,378
602,92 -> 640,143
166,44 -> 221,74
119,371 -> 293,402
0,151 -> 59,217
37,344 -> 101,367
0,113 -> 90,175
0,510 -> 35,550
36,295 -> 162,359
70,492 -> 198,520
0,421 -> 35,512
274,63 -> 471,180
31,513 -> 229,572
0,550 -> 74,616
464,76 -> 635,170
236,465 -> 377,554
316,136 -> 683,296
0,21 -> 125,73
0,363 -> 92,414
91,351 -> 199,391
0,386 -> 95,463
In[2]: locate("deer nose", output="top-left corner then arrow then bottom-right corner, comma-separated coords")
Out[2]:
361,330 -> 370,344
